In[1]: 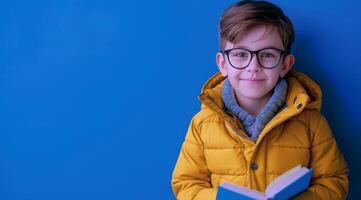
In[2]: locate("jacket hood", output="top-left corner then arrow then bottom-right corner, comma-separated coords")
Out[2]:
198,70 -> 322,112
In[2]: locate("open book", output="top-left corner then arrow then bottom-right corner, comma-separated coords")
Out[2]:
216,165 -> 313,200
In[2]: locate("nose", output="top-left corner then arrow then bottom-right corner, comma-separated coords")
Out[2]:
246,53 -> 262,72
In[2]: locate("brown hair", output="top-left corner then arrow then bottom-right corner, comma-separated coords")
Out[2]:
219,0 -> 295,52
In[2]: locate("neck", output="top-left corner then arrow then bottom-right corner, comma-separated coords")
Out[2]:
234,91 -> 273,117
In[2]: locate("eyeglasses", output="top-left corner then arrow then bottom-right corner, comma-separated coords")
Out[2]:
220,47 -> 288,69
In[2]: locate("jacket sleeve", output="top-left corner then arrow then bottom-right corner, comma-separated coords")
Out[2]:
293,114 -> 349,200
171,116 -> 217,200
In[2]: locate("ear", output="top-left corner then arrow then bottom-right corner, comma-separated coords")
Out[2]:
216,52 -> 228,77
280,54 -> 295,78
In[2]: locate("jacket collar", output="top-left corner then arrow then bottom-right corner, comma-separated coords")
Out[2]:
198,70 -> 323,143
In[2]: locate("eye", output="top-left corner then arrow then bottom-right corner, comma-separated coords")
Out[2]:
261,52 -> 275,58
230,51 -> 249,58
236,52 -> 248,58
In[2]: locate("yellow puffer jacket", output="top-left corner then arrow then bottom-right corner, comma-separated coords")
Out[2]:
172,71 -> 349,200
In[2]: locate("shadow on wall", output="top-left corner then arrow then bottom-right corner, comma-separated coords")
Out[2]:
293,34 -> 359,199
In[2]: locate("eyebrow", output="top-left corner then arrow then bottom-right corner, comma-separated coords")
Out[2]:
233,45 -> 283,50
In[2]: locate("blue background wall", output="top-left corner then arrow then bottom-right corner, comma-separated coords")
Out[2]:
0,0 -> 359,199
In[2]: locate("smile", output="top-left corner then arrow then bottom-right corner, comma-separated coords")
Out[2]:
241,78 -> 265,84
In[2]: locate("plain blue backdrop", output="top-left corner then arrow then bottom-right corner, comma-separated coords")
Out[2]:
0,0 -> 360,199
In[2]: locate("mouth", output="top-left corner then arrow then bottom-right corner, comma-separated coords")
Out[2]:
241,78 -> 265,81
240,78 -> 265,84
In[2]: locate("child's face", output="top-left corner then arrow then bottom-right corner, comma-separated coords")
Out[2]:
216,25 -> 295,102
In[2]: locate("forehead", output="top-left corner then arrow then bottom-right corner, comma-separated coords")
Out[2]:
227,25 -> 284,50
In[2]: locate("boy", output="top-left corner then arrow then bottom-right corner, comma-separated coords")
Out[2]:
171,0 -> 349,200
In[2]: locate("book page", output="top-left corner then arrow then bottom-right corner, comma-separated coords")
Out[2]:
219,182 -> 266,200
266,165 -> 309,197
266,164 -> 302,193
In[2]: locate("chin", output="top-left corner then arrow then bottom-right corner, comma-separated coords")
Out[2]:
243,92 -> 269,100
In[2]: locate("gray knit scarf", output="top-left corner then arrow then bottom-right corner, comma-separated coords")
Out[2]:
222,78 -> 288,141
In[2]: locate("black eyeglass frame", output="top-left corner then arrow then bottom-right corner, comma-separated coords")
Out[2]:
220,47 -> 289,69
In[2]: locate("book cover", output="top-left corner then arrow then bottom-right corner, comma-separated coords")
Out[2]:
216,164 -> 313,200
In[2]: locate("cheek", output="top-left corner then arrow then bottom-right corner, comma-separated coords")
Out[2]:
266,73 -> 281,86
226,68 -> 243,79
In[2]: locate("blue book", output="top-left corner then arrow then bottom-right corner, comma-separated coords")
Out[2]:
216,165 -> 313,200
